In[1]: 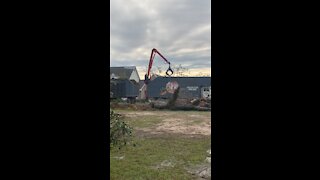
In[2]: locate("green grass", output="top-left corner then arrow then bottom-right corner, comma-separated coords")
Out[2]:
125,115 -> 163,128
110,109 -> 211,180
110,136 -> 210,180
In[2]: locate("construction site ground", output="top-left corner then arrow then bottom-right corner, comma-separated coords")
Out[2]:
110,108 -> 211,179
110,97 -> 211,111
110,102 -> 155,111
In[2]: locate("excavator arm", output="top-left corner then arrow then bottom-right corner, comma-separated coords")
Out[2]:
145,48 -> 173,82
139,48 -> 176,100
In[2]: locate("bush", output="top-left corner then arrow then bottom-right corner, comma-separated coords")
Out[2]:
110,109 -> 133,149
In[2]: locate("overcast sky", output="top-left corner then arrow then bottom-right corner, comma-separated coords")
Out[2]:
110,0 -> 211,79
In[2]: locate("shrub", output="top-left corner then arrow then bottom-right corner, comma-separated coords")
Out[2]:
110,109 -> 133,149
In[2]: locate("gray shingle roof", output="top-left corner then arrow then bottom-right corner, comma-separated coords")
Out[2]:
110,66 -> 137,80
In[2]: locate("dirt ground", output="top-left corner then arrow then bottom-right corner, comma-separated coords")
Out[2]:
111,102 -> 154,110
121,110 -> 211,136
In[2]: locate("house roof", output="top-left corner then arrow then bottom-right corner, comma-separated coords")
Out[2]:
139,80 -> 145,87
139,76 -> 211,89
149,76 -> 211,86
110,66 -> 138,80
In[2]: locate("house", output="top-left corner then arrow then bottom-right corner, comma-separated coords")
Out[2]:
110,66 -> 140,83
146,76 -> 211,100
110,66 -> 141,100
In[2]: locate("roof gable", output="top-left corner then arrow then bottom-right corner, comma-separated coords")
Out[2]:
110,66 -> 140,81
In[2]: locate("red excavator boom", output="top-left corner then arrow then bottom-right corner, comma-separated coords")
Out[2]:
139,48 -> 176,100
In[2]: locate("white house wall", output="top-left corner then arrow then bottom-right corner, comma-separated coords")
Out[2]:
129,70 -> 140,83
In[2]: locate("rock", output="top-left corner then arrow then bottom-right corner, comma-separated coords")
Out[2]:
112,156 -> 125,160
160,160 -> 174,167
205,157 -> 211,163
186,164 -> 211,179
198,167 -> 211,178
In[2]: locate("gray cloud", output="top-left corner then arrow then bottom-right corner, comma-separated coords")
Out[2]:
110,0 -> 211,77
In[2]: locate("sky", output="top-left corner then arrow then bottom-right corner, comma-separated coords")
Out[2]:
110,0 -> 211,79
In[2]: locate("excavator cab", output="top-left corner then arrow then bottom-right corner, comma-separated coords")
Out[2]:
144,74 -> 149,84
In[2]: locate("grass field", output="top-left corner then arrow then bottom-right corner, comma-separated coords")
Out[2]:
110,109 -> 211,180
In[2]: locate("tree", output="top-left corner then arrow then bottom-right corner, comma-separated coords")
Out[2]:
195,72 -> 211,77
145,64 -> 191,77
171,64 -> 190,77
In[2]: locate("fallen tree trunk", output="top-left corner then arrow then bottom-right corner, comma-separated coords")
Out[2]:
152,103 -> 211,111
166,87 -> 180,108
152,104 -> 211,111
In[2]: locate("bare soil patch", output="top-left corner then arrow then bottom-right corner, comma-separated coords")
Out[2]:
150,117 -> 211,136
120,110 -> 211,136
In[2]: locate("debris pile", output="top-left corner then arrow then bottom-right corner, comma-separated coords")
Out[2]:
205,149 -> 211,163
187,98 -> 211,108
188,149 -> 211,179
111,86 -> 211,111
151,96 -> 211,111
